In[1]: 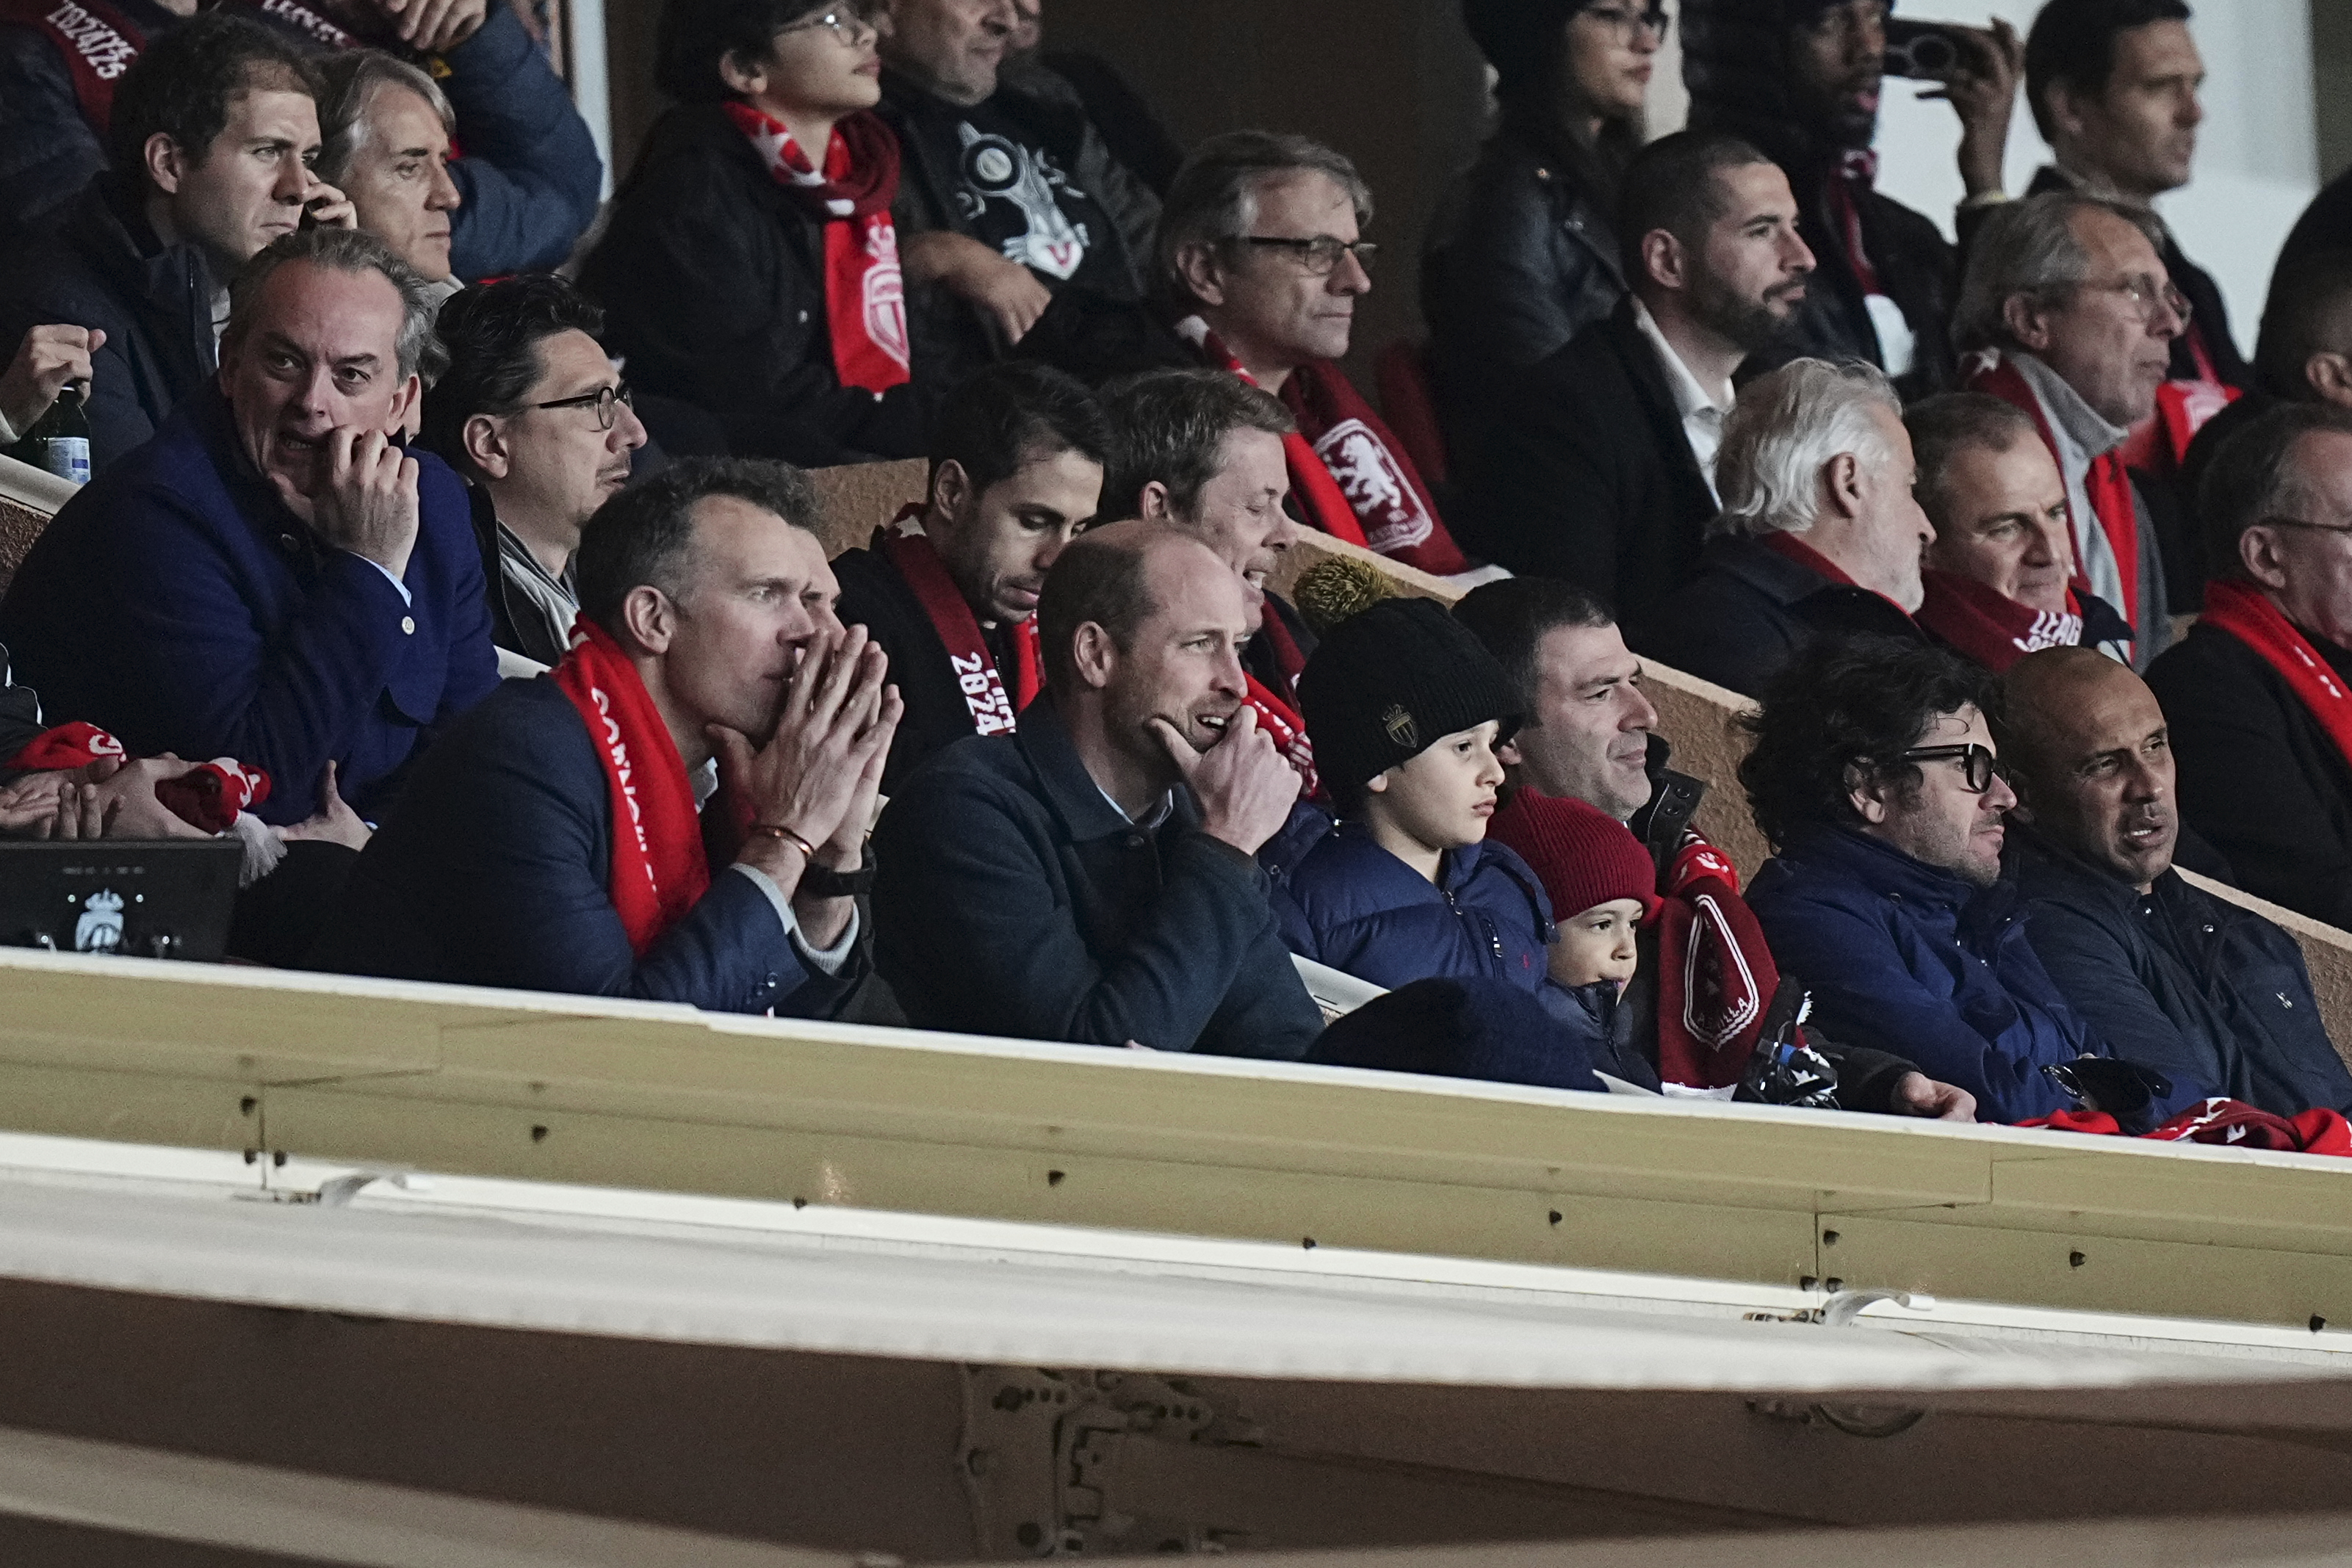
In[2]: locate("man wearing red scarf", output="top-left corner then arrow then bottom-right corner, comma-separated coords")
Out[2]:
1955,192 -> 2185,665
1158,130 -> 1473,579
312,460 -> 899,1011
831,363 -> 1111,792
1905,390 -> 2133,672
2146,405 -> 2352,932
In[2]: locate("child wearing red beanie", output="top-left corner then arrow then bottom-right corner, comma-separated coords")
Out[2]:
1487,789 -> 1659,993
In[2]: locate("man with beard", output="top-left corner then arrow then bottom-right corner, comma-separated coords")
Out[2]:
871,521 -> 1324,1056
1462,133 -> 1815,627
1680,0 -> 2024,397
2002,646 -> 2352,1117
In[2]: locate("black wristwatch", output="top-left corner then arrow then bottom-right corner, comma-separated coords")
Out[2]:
798,861 -> 874,898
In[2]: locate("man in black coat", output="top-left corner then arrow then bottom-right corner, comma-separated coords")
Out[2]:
1462,131 -> 1812,625
0,13 -> 353,471
832,362 -> 1111,793
1634,358 -> 1931,698
2002,647 -> 2352,1116
311,459 -> 893,1012
1680,0 -> 2024,399
872,521 -> 1323,1056
2146,403 -> 2352,931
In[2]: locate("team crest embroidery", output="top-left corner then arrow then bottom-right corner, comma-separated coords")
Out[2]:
862,220 -> 911,371
1313,419 -> 1433,552
1381,704 -> 1418,751
1681,893 -> 1762,1052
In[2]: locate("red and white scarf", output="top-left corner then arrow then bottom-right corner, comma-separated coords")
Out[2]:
551,621 -> 729,955
1914,569 -> 2089,673
7,721 -> 270,831
0,0 -> 142,129
725,103 -> 910,395
1965,349 -> 2144,632
885,529 -> 1040,738
2021,1096 -> 2352,1155
1176,318 -> 1471,577
2198,579 -> 2352,783
1651,834 -> 1780,1091
1247,607 -> 1316,799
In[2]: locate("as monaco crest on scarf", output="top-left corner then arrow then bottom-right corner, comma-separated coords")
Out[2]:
860,219 -> 911,375
1313,419 -> 1435,554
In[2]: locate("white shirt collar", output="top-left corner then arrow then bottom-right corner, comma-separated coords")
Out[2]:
1631,298 -> 1736,422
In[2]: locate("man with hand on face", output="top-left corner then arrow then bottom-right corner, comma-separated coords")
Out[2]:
1740,637 -> 2165,1124
831,361 -> 1111,791
0,227 -> 497,831
313,459 -> 895,1010
1100,369 -> 1319,800
1466,131 -> 1815,621
1906,391 -> 2134,670
2002,647 -> 2352,1118
872,521 -> 1324,1055
1453,577 -> 1976,1118
1635,358 -> 1932,698
1161,131 -> 1471,579
423,275 -> 650,668
0,13 -> 353,470
312,53 -> 462,295
1957,192 -> 2184,656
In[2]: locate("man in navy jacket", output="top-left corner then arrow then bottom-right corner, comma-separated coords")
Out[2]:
2003,647 -> 2352,1117
0,226 -> 497,828
311,458 -> 894,1009
873,521 -> 1323,1055
1738,637 -> 2193,1124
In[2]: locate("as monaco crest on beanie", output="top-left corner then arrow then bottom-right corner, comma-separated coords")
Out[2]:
1299,597 -> 1522,798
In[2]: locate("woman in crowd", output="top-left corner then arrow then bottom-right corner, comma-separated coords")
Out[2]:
579,0 -> 931,466
1421,0 -> 1662,475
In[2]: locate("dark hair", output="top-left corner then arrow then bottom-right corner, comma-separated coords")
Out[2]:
1451,577 -> 1615,718
2198,402 -> 2352,583
576,456 -> 818,630
108,12 -> 316,182
1738,637 -> 2002,850
1035,527 -> 1164,691
423,275 -> 607,479
2024,0 -> 2194,144
2254,250 -> 2352,402
1615,130 -> 1775,285
1902,391 -> 2042,532
1098,369 -> 1295,521
655,0 -> 832,103
932,362 -> 1115,499
1461,0 -> 1637,208
225,225 -> 443,383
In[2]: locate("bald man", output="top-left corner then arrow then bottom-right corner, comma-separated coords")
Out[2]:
2002,647 -> 2352,1116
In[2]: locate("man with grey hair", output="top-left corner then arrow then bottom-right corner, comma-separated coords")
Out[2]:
1631,358 -> 1930,698
0,225 -> 497,833
1159,129 -> 1471,578
1955,189 -> 2184,665
314,51 -> 463,290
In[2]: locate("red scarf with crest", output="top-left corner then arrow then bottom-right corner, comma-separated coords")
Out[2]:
884,529 -> 1040,738
551,621 -> 735,955
1177,319 -> 1471,577
2198,579 -> 2352,783
724,104 -> 910,395
1650,834 -> 1779,1091
10,722 -> 271,831
1913,570 -> 2093,673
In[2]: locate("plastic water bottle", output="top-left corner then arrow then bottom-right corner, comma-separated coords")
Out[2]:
6,386 -> 91,486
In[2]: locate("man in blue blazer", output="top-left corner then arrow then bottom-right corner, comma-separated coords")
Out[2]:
311,458 -> 898,1011
0,225 -> 497,829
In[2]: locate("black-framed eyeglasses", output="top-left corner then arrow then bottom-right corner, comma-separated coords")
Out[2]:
529,383 -> 634,430
2259,514 -> 2352,540
1898,743 -> 1999,794
778,2 -> 874,45
1584,3 -> 1671,42
1235,235 -> 1379,277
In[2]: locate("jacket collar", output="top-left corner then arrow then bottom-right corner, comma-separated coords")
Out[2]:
1016,694 -> 1174,843
1786,823 -> 2030,939
1324,818 -> 1491,896
2010,819 -> 2191,914
68,174 -> 219,366
1695,533 -> 1844,608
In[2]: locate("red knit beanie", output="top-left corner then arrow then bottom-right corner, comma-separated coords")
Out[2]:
1489,790 -> 1661,924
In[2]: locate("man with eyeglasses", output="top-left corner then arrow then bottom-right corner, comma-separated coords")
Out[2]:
1680,0 -> 2025,400
1955,190 -> 2185,665
2146,403 -> 2352,931
423,275 -> 649,668
1740,636 -> 2182,1124
2001,646 -> 2352,1119
1158,129 -> 1474,580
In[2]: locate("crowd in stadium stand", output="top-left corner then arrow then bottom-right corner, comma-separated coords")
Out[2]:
6,0 -> 2352,1145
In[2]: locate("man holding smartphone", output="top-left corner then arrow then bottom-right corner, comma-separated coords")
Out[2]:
1681,0 -> 2024,399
